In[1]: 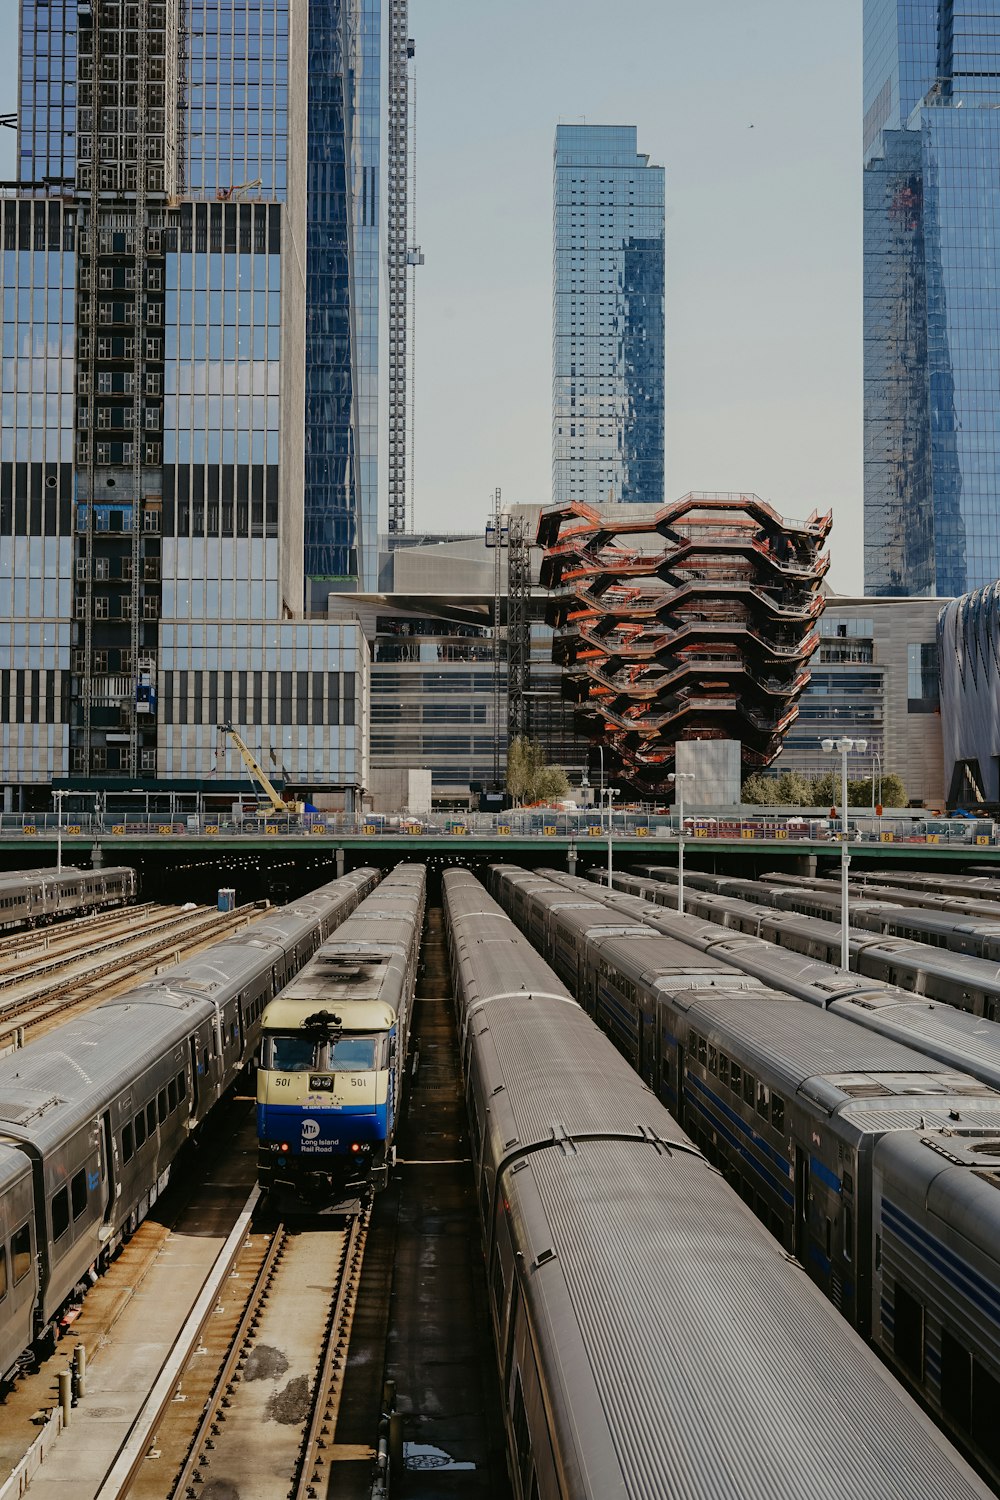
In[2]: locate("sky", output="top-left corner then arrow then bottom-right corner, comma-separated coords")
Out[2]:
0,0 -> 865,591
411,0 -> 863,590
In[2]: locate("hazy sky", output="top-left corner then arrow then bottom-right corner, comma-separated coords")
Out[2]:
0,0 -> 864,590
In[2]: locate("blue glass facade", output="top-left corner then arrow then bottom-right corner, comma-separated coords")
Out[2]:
303,0 -> 380,601
17,0 -> 78,186
864,0 -> 1000,596
552,125 -> 664,508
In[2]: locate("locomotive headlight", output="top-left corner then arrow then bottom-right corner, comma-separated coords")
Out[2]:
280,1142 -> 290,1153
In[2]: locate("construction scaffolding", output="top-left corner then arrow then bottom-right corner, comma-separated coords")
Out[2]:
538,494 -> 832,798
386,1 -> 410,534
506,512 -> 532,745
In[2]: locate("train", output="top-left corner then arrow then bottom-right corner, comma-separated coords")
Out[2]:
487,863 -> 1000,1487
626,863 -> 1000,1021
634,863 -> 1000,961
256,864 -> 425,1212
537,867 -> 1000,1094
442,867 -> 992,1500
0,866 -> 136,931
0,869 -> 379,1388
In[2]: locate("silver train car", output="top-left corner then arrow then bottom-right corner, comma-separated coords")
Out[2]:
629,864 -> 1000,1020
0,868 -> 378,1387
634,862 -> 1000,961
443,868 -> 992,1500
851,870 -> 1000,903
488,863 -> 1000,1486
257,864 -> 425,1211
761,869 -> 1000,921
540,868 -> 1000,1096
0,866 -> 136,931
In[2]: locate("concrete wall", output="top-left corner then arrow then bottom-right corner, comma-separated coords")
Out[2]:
675,739 -> 741,806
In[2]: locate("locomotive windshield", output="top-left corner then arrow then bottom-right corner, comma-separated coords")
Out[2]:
263,1033 -> 381,1071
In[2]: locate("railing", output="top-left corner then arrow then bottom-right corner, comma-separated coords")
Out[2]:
3,811 -> 998,846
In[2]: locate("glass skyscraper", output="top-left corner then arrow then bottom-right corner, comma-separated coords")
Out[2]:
864,0 -> 1000,596
0,0 -> 405,801
552,125 -> 665,508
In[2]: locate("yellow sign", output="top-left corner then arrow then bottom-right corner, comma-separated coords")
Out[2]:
543,825 -> 557,836
694,828 -> 709,838
158,824 -> 172,835
588,826 -> 603,836
880,831 -> 894,842
742,828 -> 756,839
451,825 -> 467,836
112,824 -> 126,835
22,826 -> 36,836
634,827 -> 648,837
363,824 -> 379,835
205,825 -> 219,835
265,824 -> 280,835
775,829 -> 788,839
310,824 -> 326,834
976,834 -> 990,845
927,834 -> 940,844
497,825 -> 511,836
67,824 -> 81,835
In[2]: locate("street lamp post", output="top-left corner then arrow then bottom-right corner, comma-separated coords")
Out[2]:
821,736 -> 867,970
667,771 -> 695,915
53,790 -> 66,875
605,786 -> 619,889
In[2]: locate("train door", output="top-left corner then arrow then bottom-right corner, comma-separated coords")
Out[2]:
640,1005 -> 656,1090
100,1108 -> 120,1210
794,1145 -> 809,1262
675,1041 -> 686,1128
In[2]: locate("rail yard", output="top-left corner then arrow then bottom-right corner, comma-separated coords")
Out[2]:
2,859 -> 1000,1499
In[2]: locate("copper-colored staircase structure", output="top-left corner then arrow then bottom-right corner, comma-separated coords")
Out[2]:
538,494 -> 831,797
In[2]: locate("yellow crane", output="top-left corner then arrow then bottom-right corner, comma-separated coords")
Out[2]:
217,723 -> 305,817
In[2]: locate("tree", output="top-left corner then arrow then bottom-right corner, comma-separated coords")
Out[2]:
775,770 -> 814,805
505,737 -> 569,805
740,774 -> 775,804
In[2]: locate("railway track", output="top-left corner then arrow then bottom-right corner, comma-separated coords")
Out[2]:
0,905 -> 182,987
112,1211 -> 367,1500
0,903 -> 264,1047
0,900 -> 157,960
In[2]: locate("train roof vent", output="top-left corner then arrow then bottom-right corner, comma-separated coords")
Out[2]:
972,1170 -> 1000,1190
823,1075 -> 893,1099
0,1093 -> 63,1124
967,1138 -> 1000,1157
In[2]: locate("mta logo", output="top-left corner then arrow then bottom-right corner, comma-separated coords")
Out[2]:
302,1119 -> 320,1141
87,1170 -> 100,1191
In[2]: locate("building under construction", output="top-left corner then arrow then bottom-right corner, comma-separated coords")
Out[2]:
538,494 -> 831,798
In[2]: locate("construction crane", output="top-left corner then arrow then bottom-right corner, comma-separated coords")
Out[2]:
215,178 -> 262,201
217,723 -> 305,817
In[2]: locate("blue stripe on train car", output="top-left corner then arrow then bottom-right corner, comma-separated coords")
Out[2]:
882,1198 -> 1000,1330
258,1101 -> 388,1154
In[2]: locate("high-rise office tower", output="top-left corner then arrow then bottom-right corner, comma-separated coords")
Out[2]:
1,0 -> 409,802
552,124 -> 665,508
864,0 -> 1000,596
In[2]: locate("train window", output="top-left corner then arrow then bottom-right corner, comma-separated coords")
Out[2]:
707,1045 -> 717,1076
730,1062 -> 742,1095
203,1048 -> 210,1075
0,1246 -> 6,1301
718,1054 -> 729,1087
972,1358 -> 1000,1465
134,1112 -> 146,1149
697,1037 -> 707,1067
893,1282 -> 924,1380
843,1169 -> 853,1195
825,1217 -> 832,1259
940,1332 -> 971,1429
147,1102 -> 157,1136
51,1187 -> 70,1241
771,1095 -> 784,1131
11,1225 -> 30,1284
158,1090 -> 168,1124
743,1072 -> 756,1107
269,1036 -> 316,1072
168,1079 -> 177,1112
511,1373 -> 532,1494
122,1122 -> 134,1161
177,1070 -> 187,1101
491,1248 -> 505,1321
756,1082 -> 769,1119
71,1169 -> 87,1220
843,1203 -> 853,1261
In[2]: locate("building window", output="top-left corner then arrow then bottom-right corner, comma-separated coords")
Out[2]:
907,643 -> 939,711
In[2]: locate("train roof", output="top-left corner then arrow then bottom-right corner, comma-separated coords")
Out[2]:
504,1134 -> 992,1500
0,1004 -> 197,1152
875,1128 -> 1000,1255
262,997 -> 398,1033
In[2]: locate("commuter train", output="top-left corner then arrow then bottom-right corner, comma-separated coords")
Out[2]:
256,864 -> 424,1212
443,868 -> 992,1500
488,863 -> 1000,1486
762,868 -> 1000,921
0,869 -> 379,1388
0,866 -> 136,932
633,863 -> 1000,962
624,864 -> 1000,1021
539,867 -> 1000,1094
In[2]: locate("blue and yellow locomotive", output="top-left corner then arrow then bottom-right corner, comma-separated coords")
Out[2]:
257,865 -> 425,1211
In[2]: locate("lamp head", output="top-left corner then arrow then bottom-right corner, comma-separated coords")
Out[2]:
821,739 -> 834,753
855,739 -> 868,753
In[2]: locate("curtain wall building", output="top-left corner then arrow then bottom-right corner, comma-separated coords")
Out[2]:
1,0 -> 410,804
864,0 -> 1000,597
552,125 -> 664,509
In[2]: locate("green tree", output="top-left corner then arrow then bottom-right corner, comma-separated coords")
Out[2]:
505,737 -> 570,805
741,774 -> 776,804
774,770 -> 815,805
